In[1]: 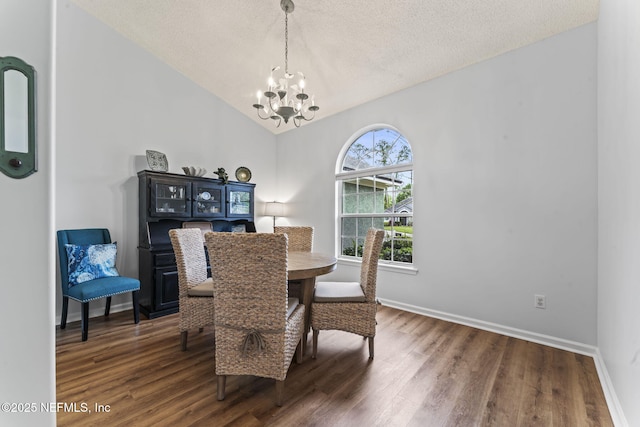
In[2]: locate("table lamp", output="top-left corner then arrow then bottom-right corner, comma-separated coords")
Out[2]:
265,201 -> 285,229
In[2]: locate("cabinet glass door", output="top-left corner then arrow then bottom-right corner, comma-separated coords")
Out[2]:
150,178 -> 190,217
193,182 -> 224,217
226,185 -> 253,218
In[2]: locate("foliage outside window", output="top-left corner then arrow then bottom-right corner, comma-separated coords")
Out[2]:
337,127 -> 413,265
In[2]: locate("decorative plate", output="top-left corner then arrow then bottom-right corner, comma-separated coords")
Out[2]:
235,166 -> 252,182
146,150 -> 168,172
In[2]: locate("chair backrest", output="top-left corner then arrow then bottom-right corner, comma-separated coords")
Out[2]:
360,228 -> 385,302
169,228 -> 208,296
57,228 -> 111,295
205,232 -> 288,331
274,226 -> 313,252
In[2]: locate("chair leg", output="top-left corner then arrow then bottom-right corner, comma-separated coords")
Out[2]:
295,339 -> 303,364
368,336 -> 374,359
181,331 -> 188,351
217,376 -> 226,401
60,296 -> 69,329
132,291 -> 140,324
104,296 -> 112,316
312,329 -> 319,359
199,327 -> 204,333
275,380 -> 284,406
81,302 -> 89,341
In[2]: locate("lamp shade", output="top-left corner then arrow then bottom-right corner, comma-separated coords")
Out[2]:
265,201 -> 285,217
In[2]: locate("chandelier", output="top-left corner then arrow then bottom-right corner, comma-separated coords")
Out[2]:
253,0 -> 319,128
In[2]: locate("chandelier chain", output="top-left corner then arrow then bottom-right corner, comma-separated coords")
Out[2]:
284,12 -> 289,74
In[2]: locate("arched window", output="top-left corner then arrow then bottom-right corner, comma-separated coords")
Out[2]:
336,126 -> 413,265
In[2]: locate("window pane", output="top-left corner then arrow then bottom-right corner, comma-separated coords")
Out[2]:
342,217 -> 357,237
342,128 -> 413,172
381,233 -> 413,263
356,217 -> 374,235
341,217 -> 357,256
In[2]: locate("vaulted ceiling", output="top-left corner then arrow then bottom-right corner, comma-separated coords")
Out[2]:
70,0 -> 599,134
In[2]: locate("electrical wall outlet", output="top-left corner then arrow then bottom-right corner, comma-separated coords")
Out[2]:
535,294 -> 546,309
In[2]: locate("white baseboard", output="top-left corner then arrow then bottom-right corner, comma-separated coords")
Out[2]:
592,348 -> 629,427
378,298 -> 627,426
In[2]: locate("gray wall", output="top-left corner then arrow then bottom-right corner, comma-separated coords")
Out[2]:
0,1 -> 55,426
277,23 -> 598,346
55,2 -> 278,323
598,0 -> 640,425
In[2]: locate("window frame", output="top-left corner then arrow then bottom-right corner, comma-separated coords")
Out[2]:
335,124 -> 415,270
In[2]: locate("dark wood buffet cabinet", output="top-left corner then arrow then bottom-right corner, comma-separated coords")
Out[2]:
137,170 -> 255,318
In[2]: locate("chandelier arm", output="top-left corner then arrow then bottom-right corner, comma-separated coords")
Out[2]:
296,109 -> 316,122
255,107 -> 271,121
266,96 -> 281,114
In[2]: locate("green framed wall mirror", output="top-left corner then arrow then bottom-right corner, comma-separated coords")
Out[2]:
0,56 -> 37,179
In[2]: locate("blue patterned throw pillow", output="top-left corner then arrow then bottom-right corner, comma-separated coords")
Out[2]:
65,243 -> 120,286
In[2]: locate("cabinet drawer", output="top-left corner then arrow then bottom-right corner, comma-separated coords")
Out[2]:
154,252 -> 176,267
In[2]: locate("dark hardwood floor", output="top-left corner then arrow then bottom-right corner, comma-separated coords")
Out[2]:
56,305 -> 613,426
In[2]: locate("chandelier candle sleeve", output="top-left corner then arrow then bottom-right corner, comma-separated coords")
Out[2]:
252,0 -> 319,128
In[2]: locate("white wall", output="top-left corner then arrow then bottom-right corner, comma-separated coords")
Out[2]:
0,1 -> 55,426
598,0 -> 640,425
277,24 -> 598,346
55,1 -> 277,322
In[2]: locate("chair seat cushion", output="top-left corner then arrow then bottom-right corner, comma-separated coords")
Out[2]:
287,297 -> 299,318
313,281 -> 366,303
187,277 -> 214,297
66,276 -> 140,302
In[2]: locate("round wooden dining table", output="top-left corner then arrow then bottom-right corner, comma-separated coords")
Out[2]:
287,251 -> 337,353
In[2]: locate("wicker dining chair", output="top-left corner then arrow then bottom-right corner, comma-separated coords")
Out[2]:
204,232 -> 305,406
311,228 -> 385,359
169,228 -> 215,351
274,226 -> 314,300
273,226 -> 314,252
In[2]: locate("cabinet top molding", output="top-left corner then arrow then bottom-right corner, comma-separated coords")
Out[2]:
138,169 -> 256,187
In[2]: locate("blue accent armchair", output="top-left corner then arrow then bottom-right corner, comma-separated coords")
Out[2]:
57,228 -> 140,341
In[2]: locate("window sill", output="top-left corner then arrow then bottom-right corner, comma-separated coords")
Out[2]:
337,257 -> 418,275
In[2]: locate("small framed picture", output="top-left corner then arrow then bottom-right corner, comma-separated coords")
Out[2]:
231,224 -> 246,233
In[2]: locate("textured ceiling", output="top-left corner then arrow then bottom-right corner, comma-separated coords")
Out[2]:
69,0 -> 599,134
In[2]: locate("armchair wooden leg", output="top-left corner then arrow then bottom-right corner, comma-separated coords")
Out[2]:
368,336 -> 374,359
275,380 -> 284,407
132,291 -> 140,324
312,329 -> 319,359
181,331 -> 188,351
105,296 -> 112,316
81,302 -> 89,341
60,296 -> 69,329
217,376 -> 226,401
